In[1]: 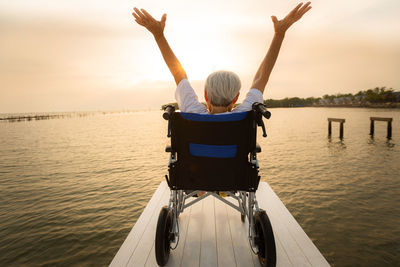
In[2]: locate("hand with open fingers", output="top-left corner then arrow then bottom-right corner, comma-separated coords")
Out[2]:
271,2 -> 312,36
132,8 -> 166,38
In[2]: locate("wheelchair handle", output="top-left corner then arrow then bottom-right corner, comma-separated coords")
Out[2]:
252,102 -> 271,119
163,105 -> 175,137
252,102 -> 270,138
163,105 -> 176,121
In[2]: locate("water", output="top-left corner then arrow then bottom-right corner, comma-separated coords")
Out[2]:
0,108 -> 399,266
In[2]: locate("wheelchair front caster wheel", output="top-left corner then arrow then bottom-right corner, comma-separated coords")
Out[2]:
155,206 -> 173,266
254,210 -> 276,267
241,213 -> 245,222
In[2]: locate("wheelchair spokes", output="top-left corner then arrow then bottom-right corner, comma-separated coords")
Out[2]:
254,210 -> 277,267
155,206 -> 173,266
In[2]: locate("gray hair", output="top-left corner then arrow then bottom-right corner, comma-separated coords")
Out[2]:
205,71 -> 241,107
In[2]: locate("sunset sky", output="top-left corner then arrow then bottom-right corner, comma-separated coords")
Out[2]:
1,0 -> 399,113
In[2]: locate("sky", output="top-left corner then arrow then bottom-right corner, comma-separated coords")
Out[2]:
1,0 -> 399,113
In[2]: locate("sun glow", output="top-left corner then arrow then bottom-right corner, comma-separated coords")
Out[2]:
165,18 -> 236,81
178,45 -> 222,81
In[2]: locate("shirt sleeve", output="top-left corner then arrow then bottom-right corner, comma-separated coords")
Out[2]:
232,89 -> 264,113
175,79 -> 208,113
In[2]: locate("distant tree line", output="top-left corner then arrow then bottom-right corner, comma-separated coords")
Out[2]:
264,87 -> 400,108
264,97 -> 319,108
322,87 -> 398,103
162,87 -> 400,109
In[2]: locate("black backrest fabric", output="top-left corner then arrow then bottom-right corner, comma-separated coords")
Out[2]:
168,111 -> 260,191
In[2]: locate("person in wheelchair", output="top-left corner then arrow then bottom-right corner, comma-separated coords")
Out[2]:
133,3 -> 311,267
132,3 -> 311,115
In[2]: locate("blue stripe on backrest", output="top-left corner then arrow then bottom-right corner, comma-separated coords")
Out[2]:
180,112 -> 247,122
189,143 -> 237,158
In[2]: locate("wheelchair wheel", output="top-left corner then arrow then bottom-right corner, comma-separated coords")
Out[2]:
241,213 -> 245,222
254,210 -> 276,267
155,206 -> 173,266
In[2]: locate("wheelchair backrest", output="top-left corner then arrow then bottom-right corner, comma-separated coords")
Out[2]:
168,111 -> 260,192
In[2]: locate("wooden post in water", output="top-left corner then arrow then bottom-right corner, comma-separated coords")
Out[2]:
328,121 -> 332,136
340,121 -> 344,138
370,119 -> 374,135
370,117 -> 393,139
327,118 -> 345,138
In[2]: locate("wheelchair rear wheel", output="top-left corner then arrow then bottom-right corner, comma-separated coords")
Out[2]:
155,206 -> 173,266
254,210 -> 276,267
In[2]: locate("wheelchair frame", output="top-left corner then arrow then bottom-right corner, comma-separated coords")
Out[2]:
166,147 -> 262,252
156,103 -> 276,267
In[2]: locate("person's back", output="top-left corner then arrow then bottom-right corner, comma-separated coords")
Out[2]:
132,3 -> 312,113
176,70 -> 263,115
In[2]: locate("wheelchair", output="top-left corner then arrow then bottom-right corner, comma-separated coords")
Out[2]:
155,102 -> 276,267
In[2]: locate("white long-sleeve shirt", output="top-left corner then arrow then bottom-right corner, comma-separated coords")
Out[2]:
175,79 -> 264,114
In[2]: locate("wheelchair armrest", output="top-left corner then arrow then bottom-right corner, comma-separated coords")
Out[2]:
165,145 -> 173,153
256,143 -> 261,153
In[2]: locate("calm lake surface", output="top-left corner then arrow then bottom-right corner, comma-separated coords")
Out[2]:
0,108 -> 399,266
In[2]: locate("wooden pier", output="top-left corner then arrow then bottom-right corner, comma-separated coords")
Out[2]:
328,118 -> 345,138
110,182 -> 330,267
370,117 -> 393,139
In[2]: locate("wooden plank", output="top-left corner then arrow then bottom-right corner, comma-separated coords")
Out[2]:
262,182 -> 328,266
225,202 -> 255,267
181,199 -> 204,266
214,197 -> 237,267
199,196 -> 218,267
275,237 -> 293,267
127,184 -> 171,266
256,184 -> 312,266
144,239 -> 157,267
109,182 -> 168,267
257,183 -> 330,267
111,182 -> 330,267
370,117 -> 392,122
327,118 -> 345,122
257,183 -> 312,266
261,204 -> 311,266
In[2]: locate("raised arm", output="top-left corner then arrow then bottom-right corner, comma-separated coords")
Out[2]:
251,2 -> 312,93
132,8 -> 187,85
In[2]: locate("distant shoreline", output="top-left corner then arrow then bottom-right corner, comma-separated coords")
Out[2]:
161,102 -> 400,110
161,87 -> 400,110
1,104 -> 399,123
269,103 -> 400,109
